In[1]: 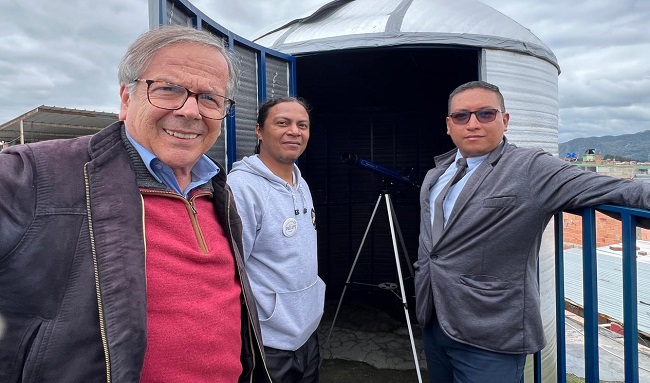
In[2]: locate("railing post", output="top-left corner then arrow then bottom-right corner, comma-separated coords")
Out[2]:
554,213 -> 567,383
581,208 -> 599,382
621,211 -> 640,383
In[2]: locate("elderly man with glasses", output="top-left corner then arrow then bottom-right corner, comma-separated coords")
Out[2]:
415,80 -> 650,383
0,25 -> 270,382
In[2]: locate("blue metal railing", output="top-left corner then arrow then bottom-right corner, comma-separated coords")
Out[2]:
530,205 -> 650,383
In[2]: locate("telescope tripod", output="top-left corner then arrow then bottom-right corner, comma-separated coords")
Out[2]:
325,190 -> 423,383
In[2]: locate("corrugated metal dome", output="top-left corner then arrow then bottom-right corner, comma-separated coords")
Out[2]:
255,0 -> 559,71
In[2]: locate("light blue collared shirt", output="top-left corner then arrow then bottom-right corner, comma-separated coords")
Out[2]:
429,152 -> 488,227
125,130 -> 219,198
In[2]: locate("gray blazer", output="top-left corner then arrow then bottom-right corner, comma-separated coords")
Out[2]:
415,138 -> 650,354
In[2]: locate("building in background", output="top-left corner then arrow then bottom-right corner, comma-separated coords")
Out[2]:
0,105 -> 117,146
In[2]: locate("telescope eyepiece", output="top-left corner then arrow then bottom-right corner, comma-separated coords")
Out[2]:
341,152 -> 358,164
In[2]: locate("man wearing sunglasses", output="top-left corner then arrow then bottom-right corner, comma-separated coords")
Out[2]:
0,25 -> 270,382
415,80 -> 650,383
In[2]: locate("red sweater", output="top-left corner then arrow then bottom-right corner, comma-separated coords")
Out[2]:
140,190 -> 242,382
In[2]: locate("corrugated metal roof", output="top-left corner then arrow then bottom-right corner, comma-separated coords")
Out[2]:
564,240 -> 650,336
254,0 -> 559,71
0,105 -> 118,145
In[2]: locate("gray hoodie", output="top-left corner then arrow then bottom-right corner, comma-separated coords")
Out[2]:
228,155 -> 325,351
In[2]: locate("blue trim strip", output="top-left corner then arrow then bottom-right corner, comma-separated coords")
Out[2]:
226,33 -> 237,171
259,52 -> 267,101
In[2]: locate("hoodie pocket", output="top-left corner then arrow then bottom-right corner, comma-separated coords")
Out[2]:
261,278 -> 326,348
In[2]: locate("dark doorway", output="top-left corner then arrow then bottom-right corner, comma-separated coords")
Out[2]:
296,46 -> 478,312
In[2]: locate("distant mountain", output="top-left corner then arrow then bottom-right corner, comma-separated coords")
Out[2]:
559,130 -> 650,162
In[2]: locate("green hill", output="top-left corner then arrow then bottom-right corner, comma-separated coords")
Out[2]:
559,130 -> 650,162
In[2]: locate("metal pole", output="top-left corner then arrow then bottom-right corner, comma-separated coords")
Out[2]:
325,194 -> 384,347
325,192 -> 423,383
384,193 -> 422,383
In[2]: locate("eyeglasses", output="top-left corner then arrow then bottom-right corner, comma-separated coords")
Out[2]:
133,79 -> 234,120
449,108 -> 502,124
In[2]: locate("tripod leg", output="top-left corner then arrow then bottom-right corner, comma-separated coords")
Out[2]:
386,193 -> 415,278
384,194 -> 423,383
325,193 -> 384,348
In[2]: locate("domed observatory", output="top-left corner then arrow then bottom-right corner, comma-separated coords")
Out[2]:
255,0 -> 560,381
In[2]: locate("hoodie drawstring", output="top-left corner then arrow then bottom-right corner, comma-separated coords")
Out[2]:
290,184 -> 308,215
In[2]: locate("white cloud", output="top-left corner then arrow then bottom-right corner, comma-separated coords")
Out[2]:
0,0 -> 648,142
0,0 -> 148,119
481,0 -> 650,142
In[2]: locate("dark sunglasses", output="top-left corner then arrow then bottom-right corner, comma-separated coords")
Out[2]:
449,108 -> 502,124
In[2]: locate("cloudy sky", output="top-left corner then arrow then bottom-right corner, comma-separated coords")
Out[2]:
1,0 -> 648,143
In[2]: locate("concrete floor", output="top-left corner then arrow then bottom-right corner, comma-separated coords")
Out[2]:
318,301 -> 650,382
320,359 -> 427,383
564,312 -> 650,382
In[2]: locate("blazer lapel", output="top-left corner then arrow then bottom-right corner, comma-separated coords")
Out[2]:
424,151 -> 456,248
439,139 -> 508,239
445,161 -> 492,228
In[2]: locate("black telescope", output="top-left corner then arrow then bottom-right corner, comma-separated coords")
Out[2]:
341,152 -> 420,188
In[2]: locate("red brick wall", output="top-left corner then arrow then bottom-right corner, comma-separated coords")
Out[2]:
563,212 -> 650,248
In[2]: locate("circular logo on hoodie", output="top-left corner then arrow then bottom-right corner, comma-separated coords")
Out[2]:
282,218 -> 298,237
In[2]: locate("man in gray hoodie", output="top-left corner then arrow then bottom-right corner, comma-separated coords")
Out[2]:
228,97 -> 326,383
